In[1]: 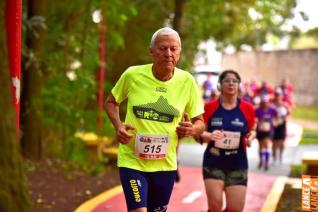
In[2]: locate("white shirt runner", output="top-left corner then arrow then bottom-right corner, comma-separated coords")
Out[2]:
214,131 -> 241,150
135,133 -> 169,160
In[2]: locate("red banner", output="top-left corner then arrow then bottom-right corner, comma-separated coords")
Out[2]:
5,0 -> 22,136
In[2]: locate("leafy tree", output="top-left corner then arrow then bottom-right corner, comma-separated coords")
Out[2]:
105,0 -> 172,83
289,26 -> 318,49
105,0 -> 297,79
0,1 -> 32,210
19,0 -> 298,161
20,0 -> 135,162
306,27 -> 318,38
21,0 -> 107,160
174,0 -> 297,68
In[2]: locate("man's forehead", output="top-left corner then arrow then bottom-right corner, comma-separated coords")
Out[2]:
157,42 -> 180,47
155,35 -> 180,45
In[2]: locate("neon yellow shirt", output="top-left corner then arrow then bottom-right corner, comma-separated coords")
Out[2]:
111,64 -> 204,172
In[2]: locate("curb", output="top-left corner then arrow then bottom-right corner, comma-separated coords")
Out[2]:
260,176 -> 287,212
74,185 -> 122,212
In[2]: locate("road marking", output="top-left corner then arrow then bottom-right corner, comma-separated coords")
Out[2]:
182,191 -> 202,203
74,185 -> 122,212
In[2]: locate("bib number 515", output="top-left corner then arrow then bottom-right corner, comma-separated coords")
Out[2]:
143,144 -> 162,153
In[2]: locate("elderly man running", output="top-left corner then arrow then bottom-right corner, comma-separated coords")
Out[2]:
104,27 -> 205,212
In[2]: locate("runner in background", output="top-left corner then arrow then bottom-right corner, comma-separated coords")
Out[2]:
272,90 -> 291,165
104,27 -> 204,212
197,70 -> 256,212
249,78 -> 261,106
255,95 -> 277,171
280,77 -> 293,96
241,81 -> 254,104
202,73 -> 215,101
278,78 -> 294,109
249,77 -> 259,94
255,81 -> 275,101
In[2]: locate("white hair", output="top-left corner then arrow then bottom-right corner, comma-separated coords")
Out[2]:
149,27 -> 181,48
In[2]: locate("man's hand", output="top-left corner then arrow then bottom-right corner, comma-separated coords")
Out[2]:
116,124 -> 136,144
176,113 -> 194,138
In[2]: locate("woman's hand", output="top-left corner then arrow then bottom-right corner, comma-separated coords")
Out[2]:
199,130 -> 225,144
210,130 -> 225,141
245,130 -> 256,147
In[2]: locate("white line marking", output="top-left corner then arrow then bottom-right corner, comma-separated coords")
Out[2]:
182,191 -> 202,203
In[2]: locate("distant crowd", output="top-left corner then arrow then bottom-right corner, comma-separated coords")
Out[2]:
202,76 -> 294,109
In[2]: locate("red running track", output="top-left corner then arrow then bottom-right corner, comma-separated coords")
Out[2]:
92,166 -> 276,212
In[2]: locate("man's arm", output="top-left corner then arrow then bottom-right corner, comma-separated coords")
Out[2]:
104,94 -> 121,130
104,94 -> 135,144
191,115 -> 205,136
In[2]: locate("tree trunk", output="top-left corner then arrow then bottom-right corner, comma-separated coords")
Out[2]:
173,0 -> 185,33
0,1 -> 32,211
21,0 -> 47,160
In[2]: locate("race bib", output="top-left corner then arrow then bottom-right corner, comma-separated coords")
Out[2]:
214,131 -> 241,150
135,133 -> 169,160
258,121 -> 271,132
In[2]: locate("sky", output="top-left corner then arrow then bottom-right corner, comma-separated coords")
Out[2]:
196,0 -> 318,63
237,0 -> 318,52
264,0 -> 318,50
290,0 -> 318,31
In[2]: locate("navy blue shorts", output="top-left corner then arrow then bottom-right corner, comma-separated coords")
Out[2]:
119,167 -> 176,211
256,131 -> 273,141
273,123 -> 287,140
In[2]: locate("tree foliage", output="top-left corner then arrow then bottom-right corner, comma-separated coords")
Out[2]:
174,0 -> 297,68
104,0 -> 297,76
289,27 -> 318,49
20,0 -> 298,161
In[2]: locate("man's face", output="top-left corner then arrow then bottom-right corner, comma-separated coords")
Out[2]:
149,34 -> 181,72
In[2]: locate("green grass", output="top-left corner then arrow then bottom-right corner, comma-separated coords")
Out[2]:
292,106 -> 318,121
291,106 -> 318,144
289,164 -> 307,177
299,128 -> 318,144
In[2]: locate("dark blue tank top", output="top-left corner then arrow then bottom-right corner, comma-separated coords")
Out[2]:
203,99 -> 250,170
